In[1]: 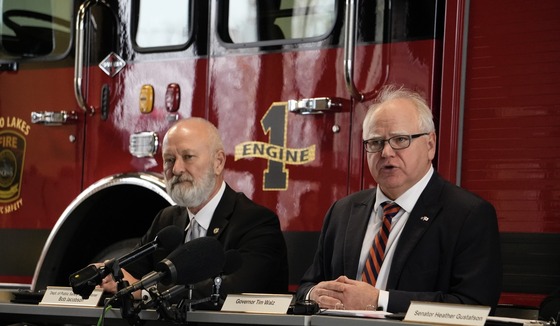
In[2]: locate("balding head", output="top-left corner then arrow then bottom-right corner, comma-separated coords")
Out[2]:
164,117 -> 224,154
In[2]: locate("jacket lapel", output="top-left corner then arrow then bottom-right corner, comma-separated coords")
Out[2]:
345,190 -> 376,278
386,173 -> 444,288
207,184 -> 235,238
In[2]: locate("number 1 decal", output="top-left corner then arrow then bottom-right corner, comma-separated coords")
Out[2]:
234,102 -> 315,191
261,103 -> 289,190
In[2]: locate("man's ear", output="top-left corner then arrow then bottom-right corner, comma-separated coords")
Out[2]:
427,132 -> 437,160
214,149 -> 226,174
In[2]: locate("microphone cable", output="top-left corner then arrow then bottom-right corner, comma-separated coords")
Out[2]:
97,300 -> 113,326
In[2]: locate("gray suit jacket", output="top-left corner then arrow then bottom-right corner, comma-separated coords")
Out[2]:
297,172 -> 502,313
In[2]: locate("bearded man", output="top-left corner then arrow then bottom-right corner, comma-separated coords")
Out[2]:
100,117 -> 288,309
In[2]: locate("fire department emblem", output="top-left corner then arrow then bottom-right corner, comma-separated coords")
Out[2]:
0,130 -> 25,205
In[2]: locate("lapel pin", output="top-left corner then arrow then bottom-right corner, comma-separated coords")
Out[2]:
213,228 -> 220,234
420,216 -> 430,222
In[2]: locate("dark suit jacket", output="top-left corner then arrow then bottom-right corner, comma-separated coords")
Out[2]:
297,172 -> 502,313
127,184 -> 289,308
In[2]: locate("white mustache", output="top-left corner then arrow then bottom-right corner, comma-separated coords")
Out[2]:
170,175 -> 194,187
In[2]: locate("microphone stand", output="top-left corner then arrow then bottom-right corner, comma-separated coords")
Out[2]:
137,276 -> 226,324
179,277 -> 224,323
181,277 -> 222,311
118,280 -> 143,326
105,259 -> 143,326
143,287 -> 180,321
175,285 -> 196,323
169,281 -> 218,324
210,275 -> 223,306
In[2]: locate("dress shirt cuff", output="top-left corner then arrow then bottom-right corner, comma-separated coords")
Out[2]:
378,290 -> 389,311
305,286 -> 315,300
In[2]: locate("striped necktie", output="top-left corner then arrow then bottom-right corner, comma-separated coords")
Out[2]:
361,201 -> 400,286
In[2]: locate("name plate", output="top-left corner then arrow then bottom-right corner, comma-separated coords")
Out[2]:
221,293 -> 293,314
404,301 -> 490,326
39,286 -> 103,307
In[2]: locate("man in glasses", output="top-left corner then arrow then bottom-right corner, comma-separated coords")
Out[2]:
296,85 -> 502,314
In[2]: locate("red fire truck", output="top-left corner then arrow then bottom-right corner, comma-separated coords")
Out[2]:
0,0 -> 558,310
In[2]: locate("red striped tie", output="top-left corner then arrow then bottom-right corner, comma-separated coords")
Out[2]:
362,202 -> 400,286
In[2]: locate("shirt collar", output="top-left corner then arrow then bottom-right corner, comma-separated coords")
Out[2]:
187,181 -> 226,231
375,165 -> 434,214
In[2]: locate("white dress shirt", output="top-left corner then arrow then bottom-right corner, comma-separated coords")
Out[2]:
185,181 -> 226,241
357,166 -> 434,310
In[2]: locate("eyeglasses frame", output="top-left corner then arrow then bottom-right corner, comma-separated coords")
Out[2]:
362,132 -> 430,153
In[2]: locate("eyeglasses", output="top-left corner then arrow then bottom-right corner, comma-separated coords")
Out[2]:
363,133 -> 429,153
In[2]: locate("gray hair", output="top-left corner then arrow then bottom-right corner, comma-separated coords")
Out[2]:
362,85 -> 435,138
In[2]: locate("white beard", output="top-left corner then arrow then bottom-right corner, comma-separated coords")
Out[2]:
166,167 -> 216,208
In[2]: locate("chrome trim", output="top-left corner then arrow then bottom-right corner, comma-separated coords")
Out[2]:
31,173 -> 174,291
30,111 -> 78,125
343,0 -> 364,101
129,132 -> 159,158
288,97 -> 342,115
74,0 -> 111,115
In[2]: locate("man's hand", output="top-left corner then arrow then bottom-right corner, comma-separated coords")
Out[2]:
94,264 -> 140,299
309,276 -> 380,310
331,276 -> 380,310
99,273 -> 119,294
309,279 -> 346,309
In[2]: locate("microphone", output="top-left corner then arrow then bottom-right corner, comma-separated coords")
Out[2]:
69,225 -> 183,299
116,225 -> 184,267
155,249 -> 243,302
115,236 -> 225,298
211,249 -> 243,304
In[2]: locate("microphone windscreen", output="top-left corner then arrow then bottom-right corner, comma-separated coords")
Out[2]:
155,225 -> 184,250
223,249 -> 243,275
158,237 -> 225,285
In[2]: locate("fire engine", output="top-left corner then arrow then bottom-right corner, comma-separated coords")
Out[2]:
0,0 -> 558,310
